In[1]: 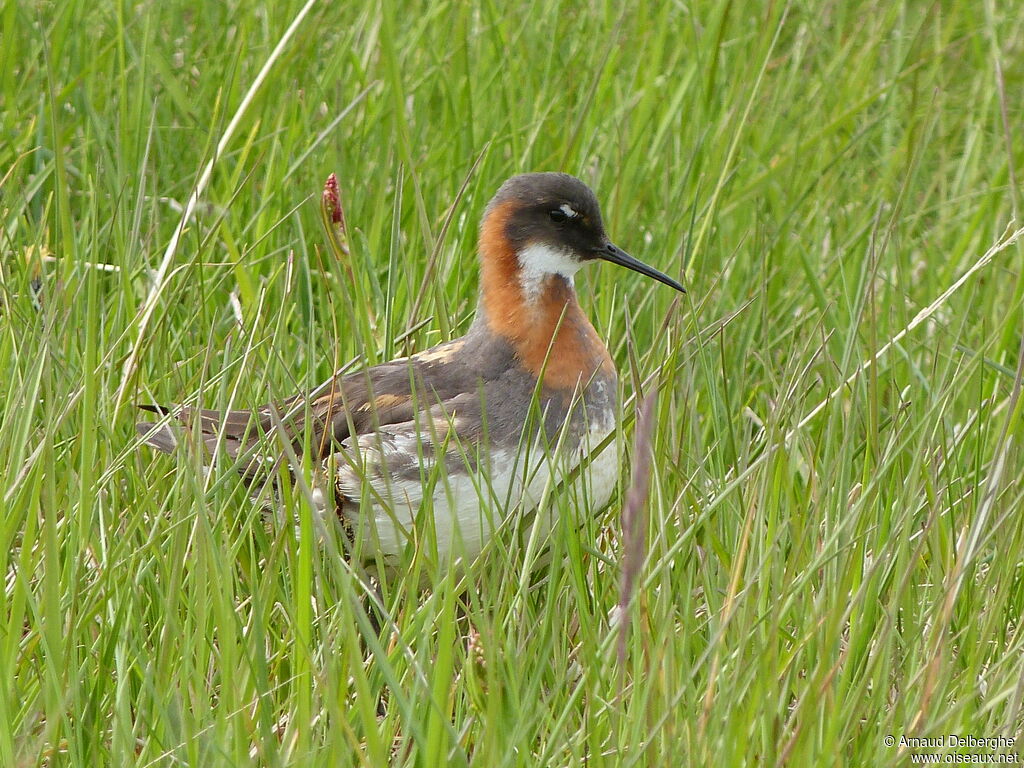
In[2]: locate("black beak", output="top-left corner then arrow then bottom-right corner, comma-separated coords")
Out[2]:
595,242 -> 686,293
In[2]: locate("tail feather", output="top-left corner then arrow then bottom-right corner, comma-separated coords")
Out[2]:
136,421 -> 180,454
136,403 -> 171,416
135,404 -> 281,481
134,395 -> 349,481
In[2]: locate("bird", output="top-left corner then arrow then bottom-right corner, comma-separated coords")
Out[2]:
137,172 -> 685,568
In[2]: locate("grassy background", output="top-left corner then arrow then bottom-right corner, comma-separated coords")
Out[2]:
3,0 -> 1024,764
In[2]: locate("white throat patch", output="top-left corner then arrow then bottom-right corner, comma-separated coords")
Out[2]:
517,243 -> 582,300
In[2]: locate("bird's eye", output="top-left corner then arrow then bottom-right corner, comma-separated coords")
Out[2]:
549,209 -> 568,223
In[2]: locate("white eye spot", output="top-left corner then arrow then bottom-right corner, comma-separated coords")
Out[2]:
560,203 -> 579,219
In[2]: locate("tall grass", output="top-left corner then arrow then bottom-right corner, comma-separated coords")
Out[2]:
2,0 -> 1023,764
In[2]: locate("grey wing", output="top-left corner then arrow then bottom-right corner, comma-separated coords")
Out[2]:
134,340 -> 476,478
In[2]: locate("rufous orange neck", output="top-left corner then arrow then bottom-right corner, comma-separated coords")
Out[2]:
477,201 -> 615,390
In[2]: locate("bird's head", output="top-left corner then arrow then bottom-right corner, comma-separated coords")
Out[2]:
479,172 -> 686,299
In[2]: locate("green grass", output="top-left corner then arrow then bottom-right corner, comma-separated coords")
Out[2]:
3,0 -> 1024,764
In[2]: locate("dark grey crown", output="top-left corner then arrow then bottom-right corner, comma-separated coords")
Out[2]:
484,172 -> 610,254
486,172 -> 602,222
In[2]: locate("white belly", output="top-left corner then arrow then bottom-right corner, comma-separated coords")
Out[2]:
320,426 -> 619,566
